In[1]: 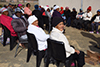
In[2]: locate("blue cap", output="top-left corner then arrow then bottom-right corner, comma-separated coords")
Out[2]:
97,9 -> 100,12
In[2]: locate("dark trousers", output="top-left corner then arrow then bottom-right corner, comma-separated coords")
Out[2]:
36,50 -> 47,67
91,22 -> 100,32
66,51 -> 85,67
83,20 -> 91,30
73,19 -> 83,29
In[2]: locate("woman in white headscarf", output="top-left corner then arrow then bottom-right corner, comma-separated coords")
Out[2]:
27,15 -> 49,67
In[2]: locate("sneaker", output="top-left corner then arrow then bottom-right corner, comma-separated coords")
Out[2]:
97,32 -> 99,34
89,31 -> 94,34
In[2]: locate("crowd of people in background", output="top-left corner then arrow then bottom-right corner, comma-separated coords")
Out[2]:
0,2 -> 100,67
0,3 -> 100,34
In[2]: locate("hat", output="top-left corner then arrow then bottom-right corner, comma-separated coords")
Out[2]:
54,5 -> 59,10
52,17 -> 63,27
44,6 -> 48,11
87,6 -> 91,11
18,4 -> 22,7
97,9 -> 100,12
0,7 -> 8,13
61,7 -> 63,10
15,8 -> 21,13
34,5 -> 39,10
28,15 -> 38,25
65,7 -> 69,9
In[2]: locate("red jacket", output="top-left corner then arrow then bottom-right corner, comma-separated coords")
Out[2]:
0,14 -> 17,36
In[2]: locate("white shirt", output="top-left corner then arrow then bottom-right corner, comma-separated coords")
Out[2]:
50,27 -> 75,57
94,16 -> 100,22
27,25 -> 49,51
82,11 -> 92,21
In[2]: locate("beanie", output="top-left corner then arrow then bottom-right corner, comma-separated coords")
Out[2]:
87,6 -> 91,11
52,17 -> 63,27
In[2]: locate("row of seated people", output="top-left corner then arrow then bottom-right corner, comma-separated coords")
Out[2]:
68,7 -> 100,34
0,7 -> 85,67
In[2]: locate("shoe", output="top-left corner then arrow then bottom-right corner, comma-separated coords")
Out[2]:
71,62 -> 75,66
89,31 -> 94,34
97,32 -> 99,34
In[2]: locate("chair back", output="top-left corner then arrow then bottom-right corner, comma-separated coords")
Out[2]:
27,32 -> 38,51
26,32 -> 38,62
47,39 -> 66,61
1,24 -> 10,37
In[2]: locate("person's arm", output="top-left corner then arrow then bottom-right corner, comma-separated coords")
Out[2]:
11,20 -> 27,33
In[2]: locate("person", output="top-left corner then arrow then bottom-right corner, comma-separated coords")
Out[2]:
27,15 -> 49,67
52,5 -> 62,19
0,7 -> 17,37
7,3 -> 15,17
24,3 -> 32,19
73,9 -> 84,28
32,5 -> 44,29
89,9 -> 100,34
43,6 -> 51,21
70,8 -> 77,26
59,7 -> 64,15
64,7 -> 71,25
50,17 -> 85,67
82,6 -> 92,31
15,4 -> 24,14
11,9 -> 29,47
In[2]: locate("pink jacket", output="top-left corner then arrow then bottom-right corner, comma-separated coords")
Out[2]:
24,7 -> 32,15
0,14 -> 17,36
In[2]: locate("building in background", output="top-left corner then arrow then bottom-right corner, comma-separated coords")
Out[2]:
39,0 -> 100,14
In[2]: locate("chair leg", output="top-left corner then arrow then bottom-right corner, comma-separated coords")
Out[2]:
14,44 -> 19,57
56,61 -> 60,67
65,60 -> 70,67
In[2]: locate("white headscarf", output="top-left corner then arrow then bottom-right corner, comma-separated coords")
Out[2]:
0,7 -> 8,13
28,15 -> 38,25
54,5 -> 59,10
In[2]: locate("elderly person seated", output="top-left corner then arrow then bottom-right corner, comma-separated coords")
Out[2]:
50,17 -> 85,67
0,7 -> 17,37
11,9 -> 29,47
27,15 -> 49,67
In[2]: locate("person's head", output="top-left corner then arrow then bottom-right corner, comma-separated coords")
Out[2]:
54,5 -> 60,11
18,4 -> 22,9
52,17 -> 64,31
80,9 -> 83,13
15,10 -> 22,18
34,5 -> 39,10
28,15 -> 38,26
44,6 -> 49,12
87,6 -> 91,13
51,7 -> 53,10
73,8 -> 76,11
1,7 -> 8,16
97,9 -> 100,15
65,7 -> 69,11
26,3 -> 31,8
60,7 -> 63,11
8,3 -> 12,8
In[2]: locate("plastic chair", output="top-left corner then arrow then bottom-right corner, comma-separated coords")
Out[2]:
46,39 -> 76,67
1,24 -> 18,51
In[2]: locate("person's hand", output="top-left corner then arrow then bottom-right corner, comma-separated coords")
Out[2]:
75,49 -> 80,55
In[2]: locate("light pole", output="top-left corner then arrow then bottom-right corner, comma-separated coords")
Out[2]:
81,0 -> 83,10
